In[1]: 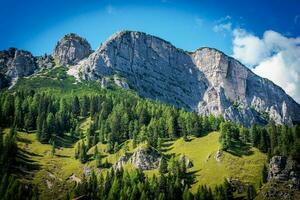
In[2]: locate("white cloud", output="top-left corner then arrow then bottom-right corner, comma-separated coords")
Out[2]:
216,15 -> 231,23
232,28 -> 300,103
213,22 -> 232,32
213,15 -> 233,35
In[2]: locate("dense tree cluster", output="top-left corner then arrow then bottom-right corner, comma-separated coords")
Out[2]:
0,90 -> 223,147
72,156 -> 234,200
219,121 -> 300,161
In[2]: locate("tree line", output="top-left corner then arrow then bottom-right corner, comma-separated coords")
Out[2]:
0,89 -> 223,147
219,121 -> 300,161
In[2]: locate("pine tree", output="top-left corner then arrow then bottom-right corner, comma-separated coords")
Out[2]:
0,128 -> 3,166
51,141 -> 55,156
262,164 -> 268,183
46,112 -> 55,135
251,124 -> 259,147
182,185 -> 192,200
40,121 -> 50,143
75,142 -> 80,159
159,157 -> 168,174
94,146 -> 101,168
157,138 -> 162,152
79,142 -> 88,163
247,185 -> 256,200
81,95 -> 89,117
108,177 -> 120,200
72,96 -> 80,117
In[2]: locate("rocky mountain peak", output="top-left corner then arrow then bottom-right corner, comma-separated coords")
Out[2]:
53,33 -> 92,66
0,48 -> 37,88
68,31 -> 300,126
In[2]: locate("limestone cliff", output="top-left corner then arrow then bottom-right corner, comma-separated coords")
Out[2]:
0,48 -> 37,87
69,31 -> 300,126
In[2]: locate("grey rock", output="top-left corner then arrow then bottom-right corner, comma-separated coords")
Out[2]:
179,155 -> 193,168
53,33 -> 92,66
36,54 -> 55,69
100,75 -> 129,89
69,31 -> 300,126
268,156 -> 300,187
130,146 -> 161,170
0,48 -> 37,88
215,150 -> 223,162
114,154 -> 130,170
226,177 -> 247,193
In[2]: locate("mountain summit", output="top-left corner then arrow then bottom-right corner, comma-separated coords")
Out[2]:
68,31 -> 300,126
1,31 -> 299,126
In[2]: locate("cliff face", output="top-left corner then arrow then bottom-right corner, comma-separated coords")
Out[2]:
69,31 -> 300,126
0,48 -> 37,87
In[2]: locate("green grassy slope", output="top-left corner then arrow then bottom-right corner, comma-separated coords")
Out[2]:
166,132 -> 267,192
13,126 -> 267,199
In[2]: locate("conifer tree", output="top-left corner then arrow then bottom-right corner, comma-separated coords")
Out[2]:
262,164 -> 268,183
72,96 -> 80,117
159,157 -> 168,174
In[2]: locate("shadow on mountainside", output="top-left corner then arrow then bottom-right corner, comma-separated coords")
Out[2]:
226,140 -> 254,157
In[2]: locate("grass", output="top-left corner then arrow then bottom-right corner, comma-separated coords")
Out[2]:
166,132 -> 267,194
13,126 -> 267,199
17,132 -> 84,199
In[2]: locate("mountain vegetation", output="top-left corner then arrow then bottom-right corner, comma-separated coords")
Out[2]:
1,32 -> 300,200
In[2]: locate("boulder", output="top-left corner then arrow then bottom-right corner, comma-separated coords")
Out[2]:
130,146 -> 161,170
179,155 -> 193,168
114,155 -> 130,170
215,150 -> 223,162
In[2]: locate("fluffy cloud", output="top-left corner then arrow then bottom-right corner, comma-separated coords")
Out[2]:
232,29 -> 300,103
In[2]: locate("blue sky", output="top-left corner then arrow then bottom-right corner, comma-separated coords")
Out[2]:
1,0 -> 300,102
0,0 -> 299,55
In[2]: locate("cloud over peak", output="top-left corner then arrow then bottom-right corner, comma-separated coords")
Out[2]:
232,28 -> 300,103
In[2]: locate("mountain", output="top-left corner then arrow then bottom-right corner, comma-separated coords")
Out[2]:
1,31 -> 300,126
68,31 -> 300,126
1,31 -> 300,200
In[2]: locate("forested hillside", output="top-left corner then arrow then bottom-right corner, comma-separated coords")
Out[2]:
0,67 -> 300,199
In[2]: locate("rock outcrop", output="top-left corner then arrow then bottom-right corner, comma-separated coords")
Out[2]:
257,156 -> 300,199
130,146 -> 161,170
179,155 -> 193,168
100,75 -> 129,89
268,156 -> 300,187
53,33 -> 92,66
69,31 -> 300,126
36,54 -> 55,69
114,155 -> 130,170
0,48 -> 37,88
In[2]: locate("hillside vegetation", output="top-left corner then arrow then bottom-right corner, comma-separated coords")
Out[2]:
0,66 -> 299,200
